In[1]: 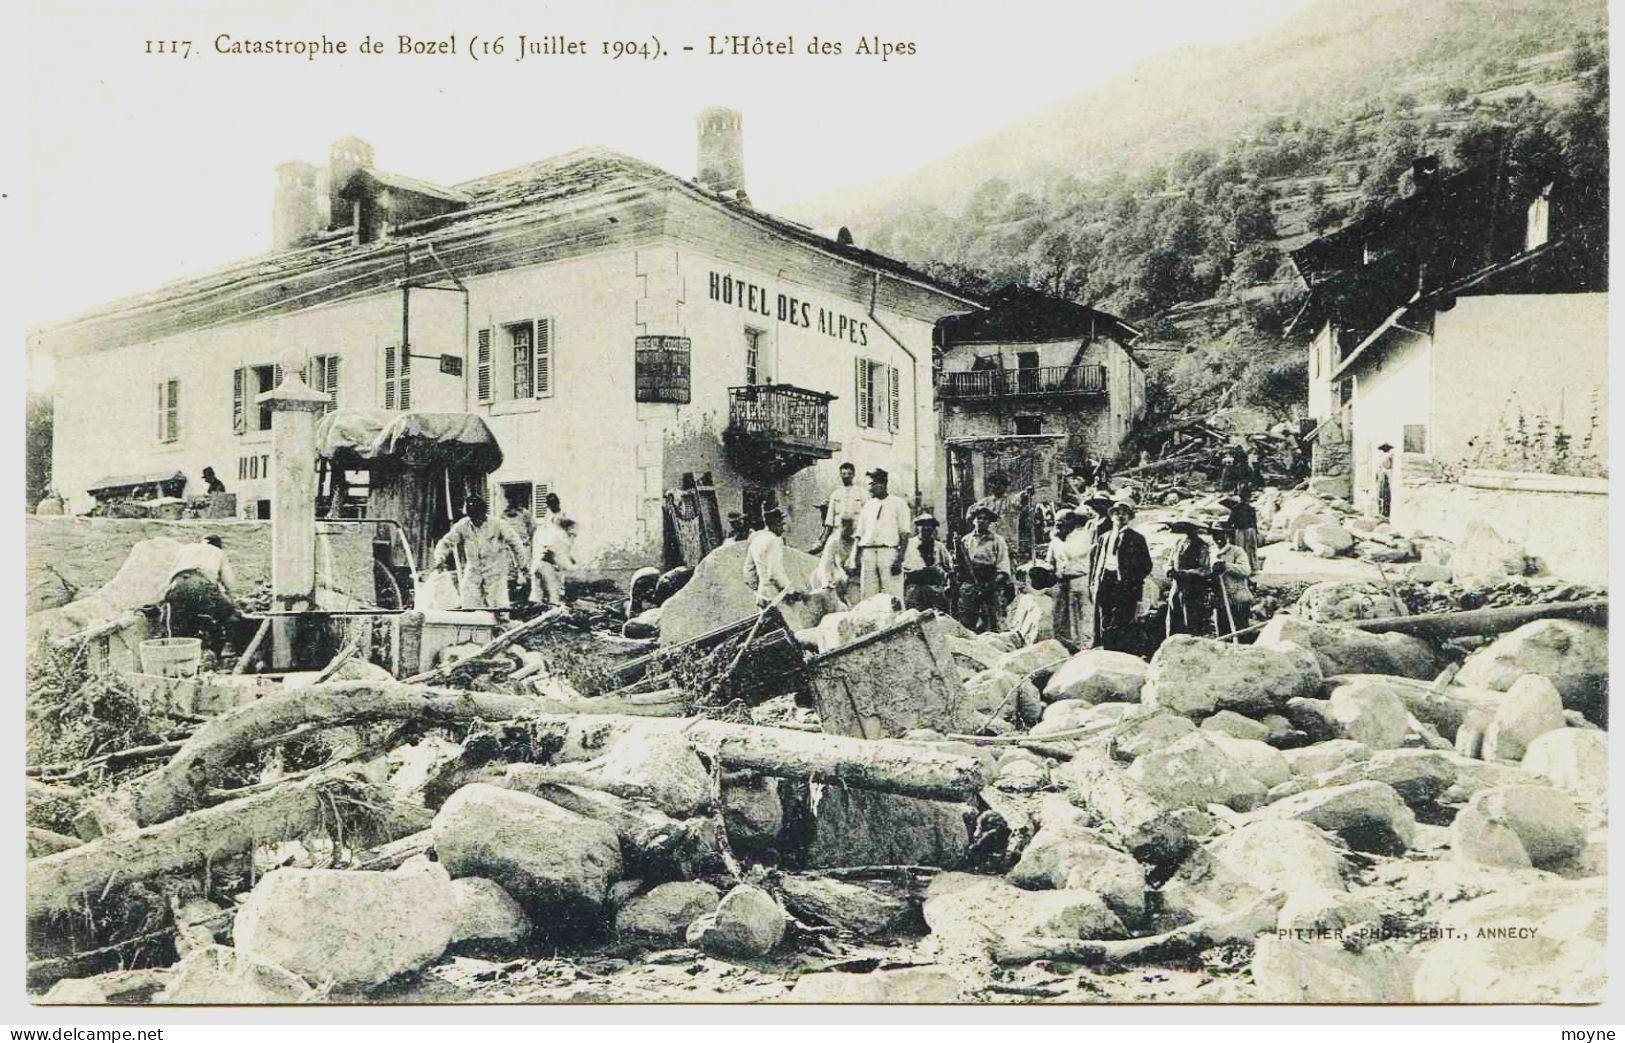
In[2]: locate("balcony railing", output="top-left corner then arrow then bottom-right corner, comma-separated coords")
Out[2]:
726,384 -> 836,453
938,364 -> 1108,401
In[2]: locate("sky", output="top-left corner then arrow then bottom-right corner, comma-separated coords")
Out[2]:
24,0 -> 1320,336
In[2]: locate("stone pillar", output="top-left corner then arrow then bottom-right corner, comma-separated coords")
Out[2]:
259,368 -> 333,669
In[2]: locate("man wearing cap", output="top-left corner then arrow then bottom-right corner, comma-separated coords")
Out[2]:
959,505 -> 1013,633
530,513 -> 579,609
435,494 -> 529,611
1374,442 -> 1395,518
744,506 -> 804,608
1210,521 -> 1254,635
849,467 -> 911,601
1164,517 -> 1214,637
1089,496 -> 1153,652
162,533 -> 246,657
820,462 -> 868,552
900,512 -> 954,613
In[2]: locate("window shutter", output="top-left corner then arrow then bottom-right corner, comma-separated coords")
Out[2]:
854,358 -> 868,428
888,365 -> 900,433
531,482 -> 550,519
166,379 -> 180,442
232,367 -> 246,435
273,364 -> 284,389
383,346 -> 397,410
156,383 -> 165,441
326,356 -> 340,408
399,349 -> 411,410
534,318 -> 552,398
476,328 -> 493,403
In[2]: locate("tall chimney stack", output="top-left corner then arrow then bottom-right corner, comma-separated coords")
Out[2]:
272,161 -> 321,251
328,136 -> 374,230
696,107 -> 746,201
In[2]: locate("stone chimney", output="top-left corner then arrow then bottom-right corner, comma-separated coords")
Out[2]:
696,107 -> 746,201
328,136 -> 374,229
271,161 -> 322,251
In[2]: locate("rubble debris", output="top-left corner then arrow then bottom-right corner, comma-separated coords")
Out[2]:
785,966 -> 963,1003
154,946 -> 313,1005
774,874 -> 913,937
807,788 -> 971,870
1454,618 -> 1609,723
1251,936 -> 1415,1003
921,872 -> 1125,960
685,884 -> 787,960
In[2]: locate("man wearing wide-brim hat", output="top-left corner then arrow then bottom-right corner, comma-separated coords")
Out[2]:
1163,515 -> 1214,638
958,504 -> 1012,633
1088,495 -> 1152,651
1208,520 -> 1254,635
900,511 -> 954,613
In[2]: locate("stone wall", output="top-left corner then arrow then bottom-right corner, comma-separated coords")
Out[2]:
1394,456 -> 1608,585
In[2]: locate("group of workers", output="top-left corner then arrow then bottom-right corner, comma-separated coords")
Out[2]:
431,490 -> 578,612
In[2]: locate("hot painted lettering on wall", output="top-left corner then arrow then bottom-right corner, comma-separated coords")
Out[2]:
707,271 -> 869,346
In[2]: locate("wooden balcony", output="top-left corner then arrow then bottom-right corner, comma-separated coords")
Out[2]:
938,364 -> 1108,402
724,384 -> 839,481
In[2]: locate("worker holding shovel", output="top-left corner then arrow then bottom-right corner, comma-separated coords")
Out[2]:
1210,520 -> 1254,638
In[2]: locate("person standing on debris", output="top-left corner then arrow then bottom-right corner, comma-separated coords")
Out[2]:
1089,496 -> 1152,652
1164,518 -> 1214,637
1209,521 -> 1254,636
531,514 -> 579,609
1047,509 -> 1089,650
812,515 -> 859,601
1221,487 -> 1262,573
162,534 -> 246,658
850,467 -> 911,601
959,505 -> 1013,633
819,462 -> 868,551
502,490 -> 538,601
744,507 -> 804,608
200,467 -> 226,494
537,491 -> 564,531
433,495 -> 529,612
1374,442 -> 1395,518
900,512 -> 954,613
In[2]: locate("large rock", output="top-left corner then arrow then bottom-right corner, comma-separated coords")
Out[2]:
1455,620 -> 1609,723
1142,636 -> 1322,718
722,776 -> 784,849
1319,749 -> 1457,806
776,874 -> 913,937
1327,680 -> 1411,749
685,884 -> 786,960
1030,699 -> 1119,738
448,878 -> 531,947
1295,581 -> 1402,623
1043,649 -> 1149,704
615,881 -> 722,942
658,541 -> 821,645
1481,675 -> 1566,762
1449,520 -> 1528,588
1200,710 -> 1271,742
806,787 -> 970,869
1253,937 -> 1414,1002
1282,739 -> 1371,776
1254,781 -> 1417,853
155,946 -> 311,1004
432,784 -> 622,922
1110,708 -> 1198,759
1522,728 -> 1607,803
594,731 -> 712,818
996,639 -> 1071,687
1412,878 -> 1606,1002
1451,785 -> 1586,870
1301,522 -> 1356,558
1163,820 -> 1346,921
1255,617 -> 1438,680
233,868 -> 458,989
922,873 -> 1124,958
786,967 -> 964,1003
1204,733 -> 1292,788
1007,800 -> 1146,922
1276,888 -> 1382,935
1127,733 -> 1268,811
962,669 -> 1044,732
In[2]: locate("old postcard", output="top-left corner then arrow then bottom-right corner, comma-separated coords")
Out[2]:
19,0 -> 1611,1011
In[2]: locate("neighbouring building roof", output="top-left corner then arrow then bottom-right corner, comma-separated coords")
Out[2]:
935,288 -> 1142,357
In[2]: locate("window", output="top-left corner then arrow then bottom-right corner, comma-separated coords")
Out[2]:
744,327 -> 765,384
499,480 -> 552,519
1014,415 -> 1043,436
509,322 -> 533,399
233,364 -> 282,434
853,358 -> 900,432
305,354 -> 340,412
1403,423 -> 1427,454
381,345 -> 411,410
155,379 -> 180,444
477,319 -> 554,403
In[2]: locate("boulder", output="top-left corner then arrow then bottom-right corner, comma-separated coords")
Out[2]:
448,878 -> 531,947
1302,523 -> 1356,558
1322,749 -> 1457,806
1042,649 -> 1149,704
1204,733 -> 1292,788
806,787 -> 970,869
433,784 -> 622,922
233,868 -> 458,989
1412,879 -> 1606,1003
922,873 -> 1124,958
945,635 -> 1004,672
594,730 -> 713,818
1282,739 -> 1371,777
1255,617 -> 1438,680
786,967 -> 963,1004
1252,937 -> 1414,1003
994,759 -> 1047,792
1126,733 -> 1267,811
1109,709 -> 1197,760
775,875 -> 912,937
1277,888 -> 1382,935
685,884 -> 786,960
1282,697 -> 1338,741
722,776 -> 785,849
962,669 -> 1044,732
1521,728 -> 1607,803
658,541 -> 821,645
1455,620 -> 1609,723
1443,756 -> 1546,802
1200,710 -> 1271,742
155,946 -> 312,1005
1452,785 -> 1586,870
996,639 -> 1071,687
1449,520 -> 1528,588
1142,636 -> 1322,718
615,881 -> 722,942
1007,804 -> 1146,922
1404,563 -> 1452,584
1327,680 -> 1411,749
1481,675 -> 1566,762
1030,699 -> 1115,738
1254,781 -> 1417,854
1295,581 -> 1403,623
1163,820 -> 1346,921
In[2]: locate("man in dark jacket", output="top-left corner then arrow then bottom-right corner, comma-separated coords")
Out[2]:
1089,495 -> 1153,652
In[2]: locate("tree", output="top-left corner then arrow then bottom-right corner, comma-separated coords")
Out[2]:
26,394 -> 53,507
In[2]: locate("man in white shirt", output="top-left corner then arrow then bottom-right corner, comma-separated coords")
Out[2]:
848,467 -> 911,602
433,495 -> 528,612
162,534 -> 246,658
743,507 -> 803,608
531,514 -> 579,609
820,461 -> 868,551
